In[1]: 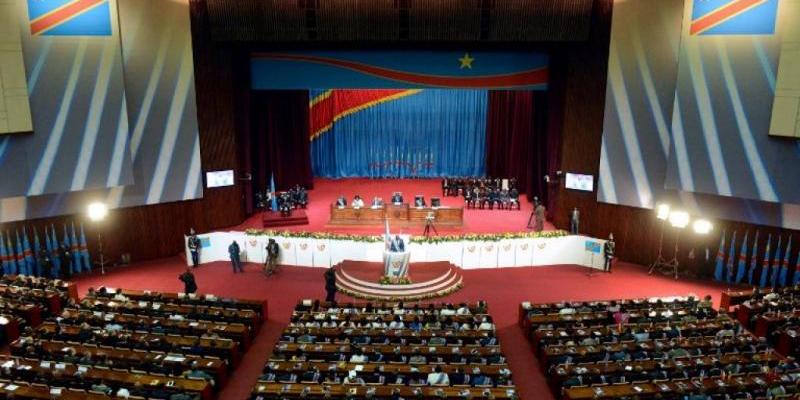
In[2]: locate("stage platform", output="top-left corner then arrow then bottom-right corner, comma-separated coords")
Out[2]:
236,178 -> 554,236
262,210 -> 309,228
335,260 -> 463,300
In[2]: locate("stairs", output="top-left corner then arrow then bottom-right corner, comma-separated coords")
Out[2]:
334,260 -> 463,301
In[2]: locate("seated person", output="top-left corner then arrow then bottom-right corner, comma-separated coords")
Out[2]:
352,194 -> 365,209
427,366 -> 450,385
371,197 -> 384,208
414,195 -> 426,208
335,195 -> 347,208
391,192 -> 403,204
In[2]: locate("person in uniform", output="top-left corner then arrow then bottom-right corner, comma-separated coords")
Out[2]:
570,207 -> 580,234
324,267 -> 337,303
604,233 -> 616,273
534,202 -> 546,232
187,229 -> 201,267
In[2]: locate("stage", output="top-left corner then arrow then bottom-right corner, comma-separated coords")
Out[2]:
235,178 -> 555,236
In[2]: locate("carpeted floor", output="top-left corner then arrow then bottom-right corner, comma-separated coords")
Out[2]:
69,258 -> 731,400
233,178 -> 556,235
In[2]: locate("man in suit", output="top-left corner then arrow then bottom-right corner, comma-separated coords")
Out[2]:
178,267 -> 197,294
335,195 -> 347,208
570,207 -> 580,234
390,235 -> 405,252
228,241 -> 243,273
265,238 -> 280,276
324,267 -> 337,303
604,233 -> 615,273
187,228 -> 201,267
414,196 -> 426,208
371,197 -> 384,208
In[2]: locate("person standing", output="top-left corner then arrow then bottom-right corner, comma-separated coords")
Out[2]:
534,202 -> 546,232
604,233 -> 615,273
179,267 -> 197,294
570,207 -> 580,234
325,267 -> 337,303
187,229 -> 201,268
265,238 -> 280,276
228,241 -> 243,273
38,248 -> 53,278
58,244 -> 73,278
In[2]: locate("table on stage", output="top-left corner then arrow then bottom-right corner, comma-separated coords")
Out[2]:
329,204 -> 463,227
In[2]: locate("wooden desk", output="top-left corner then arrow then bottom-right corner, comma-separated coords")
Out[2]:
564,373 -> 773,400
720,288 -> 773,311
329,205 -> 463,227
252,382 -> 517,399
0,357 -> 212,400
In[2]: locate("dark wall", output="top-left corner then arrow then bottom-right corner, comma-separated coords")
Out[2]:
0,0 -> 248,265
549,0 -> 800,273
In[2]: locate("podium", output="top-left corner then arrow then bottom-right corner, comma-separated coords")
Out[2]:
383,250 -> 411,278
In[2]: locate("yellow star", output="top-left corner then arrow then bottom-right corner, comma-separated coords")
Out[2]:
458,53 -> 474,69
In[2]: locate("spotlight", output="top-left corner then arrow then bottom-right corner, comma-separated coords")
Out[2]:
87,202 -> 108,222
668,211 -> 690,229
693,219 -> 713,234
656,204 -> 671,220
87,202 -> 109,274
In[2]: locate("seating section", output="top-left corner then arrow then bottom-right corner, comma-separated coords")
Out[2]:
520,295 -> 800,399
7,283 -> 266,400
251,300 -> 518,399
0,275 -> 76,345
729,287 -> 800,357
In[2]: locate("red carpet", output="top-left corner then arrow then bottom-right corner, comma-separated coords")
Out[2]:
234,178 -> 555,235
69,258 -> 731,400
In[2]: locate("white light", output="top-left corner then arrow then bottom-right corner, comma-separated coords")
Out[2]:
693,219 -> 713,234
87,202 -> 108,222
668,211 -> 689,229
656,204 -> 671,220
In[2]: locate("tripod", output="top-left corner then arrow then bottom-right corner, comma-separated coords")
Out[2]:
423,216 -> 438,238
649,228 -> 681,280
648,220 -> 668,275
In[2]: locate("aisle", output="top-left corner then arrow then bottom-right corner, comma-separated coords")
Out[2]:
70,258 -> 729,400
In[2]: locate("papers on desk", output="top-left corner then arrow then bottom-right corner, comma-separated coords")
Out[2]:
40,361 -> 50,369
354,365 -> 363,371
1,361 -> 14,369
78,366 -> 88,373
50,387 -> 62,396
5,384 -> 18,392
189,322 -> 200,327
164,355 -> 186,362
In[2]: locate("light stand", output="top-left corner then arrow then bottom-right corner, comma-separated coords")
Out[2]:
423,212 -> 438,238
649,210 -> 689,280
88,202 -> 109,275
648,220 -> 668,275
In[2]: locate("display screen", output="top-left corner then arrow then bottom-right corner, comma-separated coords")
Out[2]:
565,172 -> 594,192
205,170 -> 234,188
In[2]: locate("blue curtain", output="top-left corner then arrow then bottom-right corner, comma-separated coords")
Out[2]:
311,89 -> 487,178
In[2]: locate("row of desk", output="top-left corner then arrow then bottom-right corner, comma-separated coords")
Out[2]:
329,204 -> 463,227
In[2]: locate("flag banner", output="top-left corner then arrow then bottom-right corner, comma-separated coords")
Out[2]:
32,227 -> 42,277
736,231 -> 748,283
0,232 -> 8,275
726,231 -> 737,283
760,234 -> 772,288
67,224 -> 80,272
252,51 -> 548,90
15,231 -> 26,275
747,231 -> 760,285
27,0 -> 112,36
5,233 -> 16,275
780,236 -> 792,287
771,236 -> 783,288
22,227 -> 37,277
714,231 -> 726,281
794,243 -> 800,286
79,223 -> 91,271
50,225 -> 62,275
690,0 -> 779,36
270,174 -> 278,212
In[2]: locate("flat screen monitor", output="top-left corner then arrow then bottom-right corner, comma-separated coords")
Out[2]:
205,170 -> 235,188
565,172 -> 594,192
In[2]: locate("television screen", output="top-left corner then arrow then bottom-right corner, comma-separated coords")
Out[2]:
205,170 -> 234,188
565,172 -> 594,192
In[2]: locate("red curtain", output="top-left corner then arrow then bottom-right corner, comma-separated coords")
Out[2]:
250,90 -> 314,193
485,90 -> 552,203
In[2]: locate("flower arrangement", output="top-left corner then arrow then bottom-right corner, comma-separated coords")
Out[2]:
378,275 -> 413,285
244,228 -> 569,243
338,282 -> 463,301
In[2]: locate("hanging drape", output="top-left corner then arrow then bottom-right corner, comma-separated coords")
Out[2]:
485,90 -> 550,202
250,90 -> 313,192
310,89 -> 488,178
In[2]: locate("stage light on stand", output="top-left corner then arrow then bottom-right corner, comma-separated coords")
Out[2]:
668,211 -> 689,229
87,202 -> 109,275
656,204 -> 671,220
650,208 -> 689,280
693,219 -> 713,235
